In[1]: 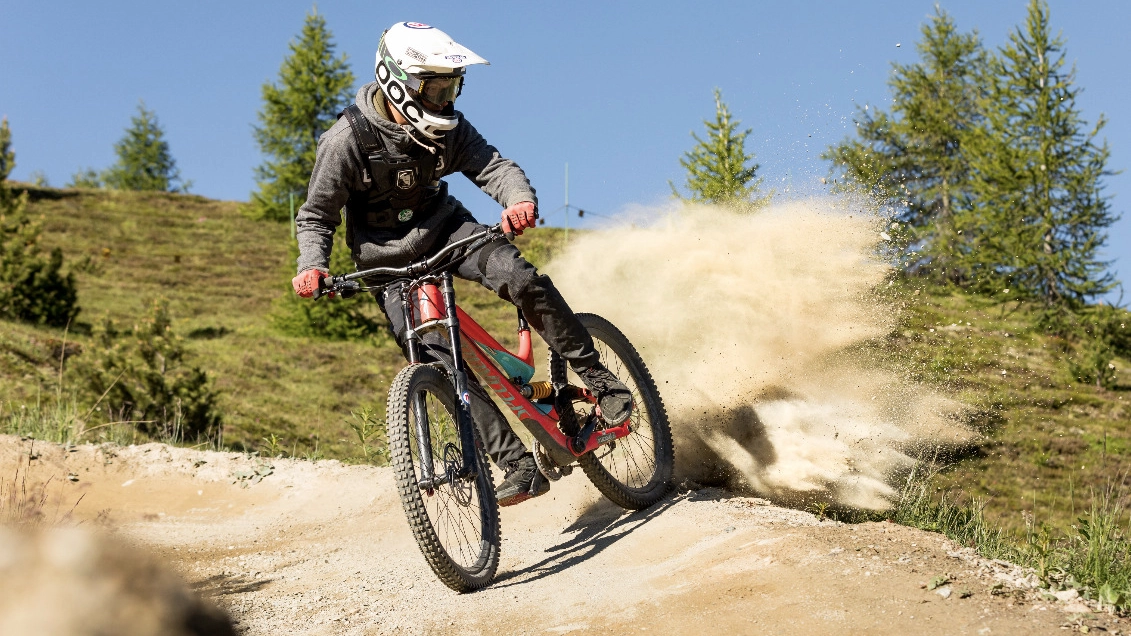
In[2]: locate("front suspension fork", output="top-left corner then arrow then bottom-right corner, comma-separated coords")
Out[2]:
439,272 -> 480,481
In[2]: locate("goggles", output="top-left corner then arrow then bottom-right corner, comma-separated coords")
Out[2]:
407,74 -> 463,107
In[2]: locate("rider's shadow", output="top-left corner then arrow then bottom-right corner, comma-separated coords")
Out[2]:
491,494 -> 680,588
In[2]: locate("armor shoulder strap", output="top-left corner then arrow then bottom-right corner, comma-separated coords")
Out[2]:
339,104 -> 383,155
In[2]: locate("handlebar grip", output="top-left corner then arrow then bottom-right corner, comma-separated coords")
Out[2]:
312,274 -> 334,300
504,231 -> 515,242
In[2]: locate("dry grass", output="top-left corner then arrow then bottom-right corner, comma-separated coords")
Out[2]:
0,444 -> 84,527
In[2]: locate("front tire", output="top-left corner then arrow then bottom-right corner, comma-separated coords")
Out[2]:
386,364 -> 500,592
551,313 -> 674,510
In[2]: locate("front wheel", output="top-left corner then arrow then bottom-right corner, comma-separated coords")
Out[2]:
386,363 -> 500,592
551,313 -> 674,509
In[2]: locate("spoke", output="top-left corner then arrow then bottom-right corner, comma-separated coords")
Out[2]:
408,387 -> 489,570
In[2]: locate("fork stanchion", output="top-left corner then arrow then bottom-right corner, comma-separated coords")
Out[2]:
439,272 -> 478,481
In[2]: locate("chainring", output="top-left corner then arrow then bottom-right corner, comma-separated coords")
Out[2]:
532,440 -> 571,481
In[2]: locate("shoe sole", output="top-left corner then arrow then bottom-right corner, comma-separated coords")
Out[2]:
497,492 -> 533,507
496,485 -> 550,508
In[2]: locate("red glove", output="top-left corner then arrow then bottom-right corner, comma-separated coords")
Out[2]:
292,269 -> 329,298
501,201 -> 537,236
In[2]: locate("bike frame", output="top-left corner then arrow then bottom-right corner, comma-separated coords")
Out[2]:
400,270 -> 633,481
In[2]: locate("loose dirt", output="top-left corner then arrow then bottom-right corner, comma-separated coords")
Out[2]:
2,435 -> 1121,635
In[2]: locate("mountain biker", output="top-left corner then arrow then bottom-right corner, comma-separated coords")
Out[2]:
291,21 -> 632,507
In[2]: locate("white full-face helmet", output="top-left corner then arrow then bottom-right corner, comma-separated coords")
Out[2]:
376,22 -> 489,139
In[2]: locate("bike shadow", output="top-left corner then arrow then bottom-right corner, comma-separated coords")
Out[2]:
192,573 -> 274,596
490,492 -> 683,588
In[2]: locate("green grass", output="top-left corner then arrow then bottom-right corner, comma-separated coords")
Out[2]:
860,281 -> 1131,535
3,184 -> 569,461
872,466 -> 1131,612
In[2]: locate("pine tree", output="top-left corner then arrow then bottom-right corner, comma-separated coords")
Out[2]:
0,117 -> 80,327
250,8 -> 355,222
0,117 -> 14,210
102,102 -> 188,192
823,7 -> 987,280
672,89 -> 769,209
963,0 -> 1117,307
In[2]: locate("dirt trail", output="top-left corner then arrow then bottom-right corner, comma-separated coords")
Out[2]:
3,435 -> 1121,635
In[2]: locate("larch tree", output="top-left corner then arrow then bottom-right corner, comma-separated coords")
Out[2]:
963,0 -> 1118,308
672,89 -> 770,210
250,8 -> 355,222
102,102 -> 188,193
824,6 -> 987,281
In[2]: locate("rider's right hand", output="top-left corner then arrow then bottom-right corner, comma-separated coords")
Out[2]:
501,201 -> 537,237
292,269 -> 329,298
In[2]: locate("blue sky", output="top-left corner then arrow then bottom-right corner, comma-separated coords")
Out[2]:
2,1 -> 1128,294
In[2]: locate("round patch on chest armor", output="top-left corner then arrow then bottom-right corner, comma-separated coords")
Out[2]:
398,209 -> 414,222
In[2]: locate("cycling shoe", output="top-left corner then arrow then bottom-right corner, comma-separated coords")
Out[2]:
496,454 -> 549,507
575,362 -> 633,425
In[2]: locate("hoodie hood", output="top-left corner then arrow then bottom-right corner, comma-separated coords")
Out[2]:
355,82 -> 457,154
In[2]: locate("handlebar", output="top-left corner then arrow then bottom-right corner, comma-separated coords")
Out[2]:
313,223 -> 507,299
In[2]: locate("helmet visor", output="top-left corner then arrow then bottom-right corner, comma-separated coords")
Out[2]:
409,76 -> 463,107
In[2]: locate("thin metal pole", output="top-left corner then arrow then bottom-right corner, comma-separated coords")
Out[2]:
289,193 -> 296,240
564,163 -> 569,242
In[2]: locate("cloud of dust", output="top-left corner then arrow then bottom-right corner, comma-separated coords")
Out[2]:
547,198 -> 974,510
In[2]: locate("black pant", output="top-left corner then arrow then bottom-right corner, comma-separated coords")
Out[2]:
377,215 -> 598,467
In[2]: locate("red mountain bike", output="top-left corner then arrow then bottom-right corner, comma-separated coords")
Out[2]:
316,225 -> 674,592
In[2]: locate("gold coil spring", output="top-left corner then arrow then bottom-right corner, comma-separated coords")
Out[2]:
525,381 -> 553,400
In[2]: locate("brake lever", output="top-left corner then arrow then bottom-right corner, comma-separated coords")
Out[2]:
338,280 -> 361,299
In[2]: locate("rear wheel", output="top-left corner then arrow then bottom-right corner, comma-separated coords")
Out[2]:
550,313 -> 674,510
386,363 -> 500,592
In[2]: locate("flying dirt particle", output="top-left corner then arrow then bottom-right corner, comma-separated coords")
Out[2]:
549,198 -> 973,511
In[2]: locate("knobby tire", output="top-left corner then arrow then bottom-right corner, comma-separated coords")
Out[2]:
551,313 -> 674,510
386,363 -> 501,592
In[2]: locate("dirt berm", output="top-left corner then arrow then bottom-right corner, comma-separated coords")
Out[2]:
1,435 -> 1120,635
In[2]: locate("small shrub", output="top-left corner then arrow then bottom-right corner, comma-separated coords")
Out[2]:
0,118 -> 80,327
66,168 -> 103,189
1054,304 -> 1130,389
75,298 -> 220,442
270,234 -> 385,341
347,406 -> 388,465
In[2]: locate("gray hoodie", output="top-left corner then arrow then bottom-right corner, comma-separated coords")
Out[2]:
295,82 -> 537,273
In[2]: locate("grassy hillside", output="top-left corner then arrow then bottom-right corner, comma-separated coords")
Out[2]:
1,185 -> 566,459
875,284 -> 1130,533
3,185 -> 1129,536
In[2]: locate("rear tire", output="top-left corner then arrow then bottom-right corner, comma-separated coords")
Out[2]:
386,363 -> 500,592
551,313 -> 674,510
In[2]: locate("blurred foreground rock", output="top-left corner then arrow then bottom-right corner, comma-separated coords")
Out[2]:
0,526 -> 234,636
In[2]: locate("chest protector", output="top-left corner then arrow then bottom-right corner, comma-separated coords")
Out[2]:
340,105 -> 445,229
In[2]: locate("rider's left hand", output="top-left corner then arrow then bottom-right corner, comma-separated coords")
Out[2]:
501,201 -> 537,236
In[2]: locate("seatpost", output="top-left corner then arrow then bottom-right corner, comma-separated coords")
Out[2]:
440,272 -> 478,480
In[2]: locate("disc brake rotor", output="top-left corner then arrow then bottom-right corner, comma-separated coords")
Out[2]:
443,442 -> 473,506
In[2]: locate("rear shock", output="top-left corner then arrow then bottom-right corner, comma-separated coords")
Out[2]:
518,381 -> 553,400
